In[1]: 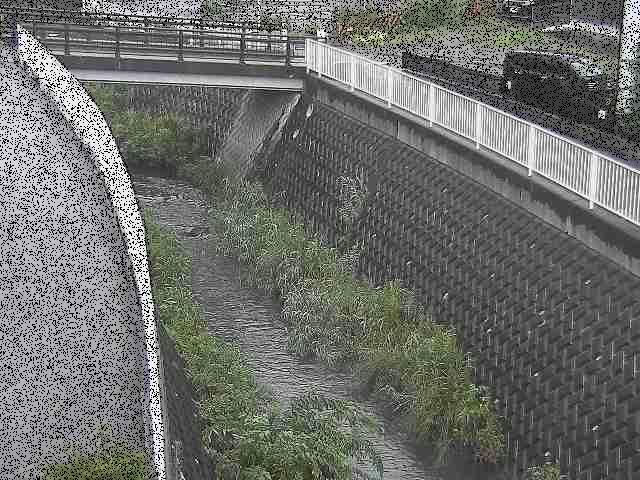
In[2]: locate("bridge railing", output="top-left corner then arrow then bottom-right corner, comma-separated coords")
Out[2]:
13,20 -> 314,66
305,39 -> 640,227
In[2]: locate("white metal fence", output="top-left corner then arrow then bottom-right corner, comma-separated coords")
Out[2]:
305,39 -> 640,227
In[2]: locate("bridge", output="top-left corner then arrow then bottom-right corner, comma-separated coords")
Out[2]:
3,7 -> 312,90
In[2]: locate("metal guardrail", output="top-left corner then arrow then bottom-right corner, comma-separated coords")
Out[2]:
305,39 -> 640,227
14,20 -> 315,66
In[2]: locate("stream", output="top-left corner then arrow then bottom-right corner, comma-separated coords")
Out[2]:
132,172 -> 508,480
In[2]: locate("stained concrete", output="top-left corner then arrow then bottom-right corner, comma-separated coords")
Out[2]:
0,43 -> 149,479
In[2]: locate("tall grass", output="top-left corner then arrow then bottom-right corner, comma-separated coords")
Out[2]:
144,210 -> 385,480
209,179 -> 506,466
40,426 -> 151,480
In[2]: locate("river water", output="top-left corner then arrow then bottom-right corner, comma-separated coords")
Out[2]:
132,173 -> 509,480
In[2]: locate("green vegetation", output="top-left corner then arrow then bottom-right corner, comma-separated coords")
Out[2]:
144,210 -> 385,479
83,82 -> 210,175
87,81 -> 506,467
526,461 -> 562,480
40,427 -> 151,480
208,179 -> 506,466
201,0 -> 224,18
87,82 -> 511,471
41,447 -> 149,480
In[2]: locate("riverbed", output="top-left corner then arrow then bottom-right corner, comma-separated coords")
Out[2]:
132,172 -> 509,480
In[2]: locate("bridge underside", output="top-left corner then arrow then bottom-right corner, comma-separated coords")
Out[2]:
55,54 -> 306,90
71,68 -> 304,90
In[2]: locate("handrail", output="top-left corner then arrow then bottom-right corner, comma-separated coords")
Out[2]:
18,21 -> 309,66
305,39 -> 640,227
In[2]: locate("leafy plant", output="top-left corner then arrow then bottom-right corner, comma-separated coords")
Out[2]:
144,210 -> 385,480
209,177 -> 507,466
40,425 -> 150,480
526,461 -> 562,480
201,0 -> 223,18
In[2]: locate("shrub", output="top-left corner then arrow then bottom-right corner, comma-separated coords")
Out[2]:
526,461 -> 562,480
144,210 -> 385,480
201,0 -> 223,18
399,0 -> 468,31
40,427 -> 150,480
209,177 -> 506,465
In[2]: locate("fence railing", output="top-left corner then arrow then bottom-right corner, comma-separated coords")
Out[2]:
14,20 -> 316,66
305,39 -> 640,227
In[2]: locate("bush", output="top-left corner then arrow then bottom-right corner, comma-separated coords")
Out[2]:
399,0 -> 468,31
144,210 -> 385,480
201,0 -> 223,18
41,447 -> 149,480
40,427 -> 150,480
209,177 -> 506,466
526,461 -> 561,480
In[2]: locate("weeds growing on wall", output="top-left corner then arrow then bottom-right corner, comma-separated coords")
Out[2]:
40,425 -> 151,480
84,82 -> 211,175
208,178 -> 506,466
144,210 -> 385,480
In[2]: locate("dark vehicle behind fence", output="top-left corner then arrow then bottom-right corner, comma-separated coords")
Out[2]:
502,49 -> 618,127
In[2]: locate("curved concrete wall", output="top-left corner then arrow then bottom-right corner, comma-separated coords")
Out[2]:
0,29 -> 166,479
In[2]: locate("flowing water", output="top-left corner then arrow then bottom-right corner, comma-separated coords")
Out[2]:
132,173 -> 509,480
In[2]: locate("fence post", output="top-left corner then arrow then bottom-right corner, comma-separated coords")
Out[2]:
178,29 -> 184,62
305,38 -> 310,74
317,40 -> 322,79
475,101 -> 482,149
144,18 -> 150,47
64,22 -> 70,57
428,83 -> 435,127
387,66 -> 392,107
284,28 -> 290,66
527,124 -> 537,176
115,25 -> 121,69
588,152 -> 600,209
350,52 -> 355,92
239,22 -> 246,64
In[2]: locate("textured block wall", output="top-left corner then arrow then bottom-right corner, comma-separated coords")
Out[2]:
157,321 -> 216,480
126,84 -> 249,160
259,92 -> 640,480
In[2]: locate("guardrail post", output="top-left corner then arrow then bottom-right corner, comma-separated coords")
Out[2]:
428,83 -> 435,127
144,19 -> 150,47
350,52 -> 355,92
387,66 -> 392,107
285,30 -> 291,67
475,101 -> 482,149
239,22 -> 246,64
64,23 -> 70,57
588,153 -> 600,209
178,29 -> 184,62
527,124 -> 537,176
115,25 -> 121,70
305,38 -> 310,74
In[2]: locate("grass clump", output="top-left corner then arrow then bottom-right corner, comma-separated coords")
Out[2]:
41,447 -> 149,480
84,82 -> 211,176
40,426 -> 151,480
209,178 -> 506,466
526,461 -> 562,480
143,210 -> 385,480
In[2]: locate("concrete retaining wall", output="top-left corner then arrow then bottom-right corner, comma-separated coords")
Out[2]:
5,28 -> 167,479
255,82 -> 640,479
